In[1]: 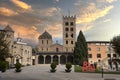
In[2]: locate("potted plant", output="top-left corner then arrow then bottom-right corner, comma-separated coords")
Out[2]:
50,62 -> 57,72
65,62 -> 72,72
0,61 -> 7,73
15,62 -> 22,72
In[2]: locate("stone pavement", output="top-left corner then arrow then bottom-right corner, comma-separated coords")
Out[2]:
0,65 -> 120,80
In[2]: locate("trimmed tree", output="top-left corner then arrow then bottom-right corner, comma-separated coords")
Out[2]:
74,30 -> 88,66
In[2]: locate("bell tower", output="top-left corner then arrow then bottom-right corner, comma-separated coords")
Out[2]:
63,16 -> 76,52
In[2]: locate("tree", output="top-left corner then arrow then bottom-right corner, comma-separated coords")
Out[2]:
0,31 -> 10,61
74,30 -> 88,65
111,35 -> 120,56
111,35 -> 120,71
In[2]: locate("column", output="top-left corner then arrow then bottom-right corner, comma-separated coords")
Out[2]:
51,55 -> 53,63
66,55 -> 67,63
58,55 -> 60,65
43,55 -> 46,64
35,55 -> 38,65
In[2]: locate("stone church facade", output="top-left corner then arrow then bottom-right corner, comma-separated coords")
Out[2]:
0,25 -> 32,66
35,16 -> 76,65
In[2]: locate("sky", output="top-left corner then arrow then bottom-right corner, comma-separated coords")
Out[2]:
0,0 -> 120,47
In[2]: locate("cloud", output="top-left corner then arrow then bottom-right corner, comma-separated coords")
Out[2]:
55,0 -> 59,3
11,0 -> 32,10
0,7 -> 18,16
103,19 -> 111,23
45,23 -> 62,38
38,7 -> 61,17
76,3 -> 114,24
12,25 -> 40,42
98,0 -> 117,3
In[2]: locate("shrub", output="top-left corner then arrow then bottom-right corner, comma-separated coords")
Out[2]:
95,67 -> 101,72
0,61 -> 7,72
74,65 -> 82,72
15,62 -> 22,72
50,62 -> 57,72
65,62 -> 72,72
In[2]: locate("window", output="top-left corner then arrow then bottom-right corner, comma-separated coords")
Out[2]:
97,54 -> 101,58
47,40 -> 48,44
88,54 -> 92,58
88,47 -> 91,51
113,54 -> 116,57
71,41 -> 73,44
97,47 -> 100,51
65,28 -> 69,31
107,54 -> 111,57
66,40 -> 68,44
66,33 -> 68,38
65,22 -> 69,26
70,28 -> 73,31
71,34 -> 73,38
56,48 -> 59,52
70,22 -> 74,26
42,40 -> 43,44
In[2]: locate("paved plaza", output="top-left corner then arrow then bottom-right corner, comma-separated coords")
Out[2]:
0,65 -> 120,80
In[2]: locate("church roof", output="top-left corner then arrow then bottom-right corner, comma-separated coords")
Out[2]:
38,31 -> 52,39
4,25 -> 14,32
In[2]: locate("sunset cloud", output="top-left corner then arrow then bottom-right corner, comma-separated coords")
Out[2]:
76,4 -> 114,24
38,7 -> 61,17
103,19 -> 111,23
11,0 -> 31,10
99,0 -> 117,3
45,23 -> 62,38
12,25 -> 39,42
0,7 -> 18,16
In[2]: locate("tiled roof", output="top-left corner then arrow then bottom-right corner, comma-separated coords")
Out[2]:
4,25 -> 14,32
39,31 -> 52,39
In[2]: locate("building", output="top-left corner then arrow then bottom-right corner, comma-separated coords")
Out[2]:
87,41 -> 119,69
35,16 -> 76,65
0,25 -> 32,66
35,15 -> 119,70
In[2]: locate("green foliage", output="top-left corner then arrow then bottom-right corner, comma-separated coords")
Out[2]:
0,61 -> 8,72
74,65 -> 82,72
15,62 -> 22,72
74,30 -> 88,65
0,32 -> 10,61
50,62 -> 57,72
50,62 -> 57,70
66,62 -> 72,70
111,35 -> 120,56
95,67 -> 101,72
65,63 -> 72,72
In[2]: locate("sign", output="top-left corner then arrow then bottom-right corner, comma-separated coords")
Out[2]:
82,61 -> 95,72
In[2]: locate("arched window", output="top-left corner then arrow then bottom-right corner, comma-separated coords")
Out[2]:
66,33 -> 68,38
66,40 -> 68,44
70,28 -> 73,31
65,22 -> 69,26
65,28 -> 69,31
70,22 -> 74,26
71,34 -> 73,38
56,48 -> 59,52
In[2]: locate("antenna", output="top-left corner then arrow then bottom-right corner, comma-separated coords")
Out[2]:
68,9 -> 70,16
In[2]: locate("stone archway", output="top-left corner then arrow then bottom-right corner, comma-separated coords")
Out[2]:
38,55 -> 44,64
53,55 -> 58,65
60,55 -> 66,64
45,55 -> 51,64
67,55 -> 74,64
